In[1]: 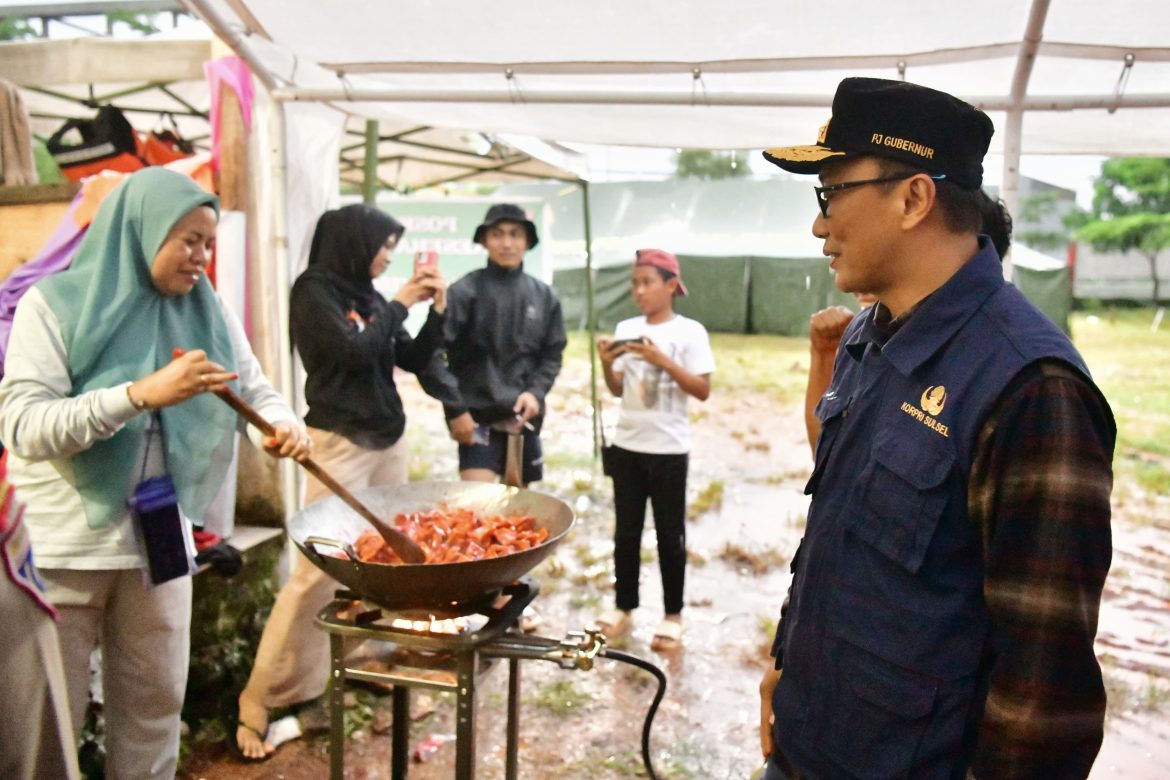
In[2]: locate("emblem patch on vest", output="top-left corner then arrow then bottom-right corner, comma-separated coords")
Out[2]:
921,385 -> 947,416
899,385 -> 950,438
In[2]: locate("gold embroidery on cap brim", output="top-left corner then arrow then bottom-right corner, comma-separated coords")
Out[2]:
765,146 -> 847,163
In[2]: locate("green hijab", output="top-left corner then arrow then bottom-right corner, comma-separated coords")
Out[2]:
37,167 -> 237,529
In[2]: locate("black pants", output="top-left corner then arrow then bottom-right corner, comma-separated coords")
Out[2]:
609,445 -> 688,614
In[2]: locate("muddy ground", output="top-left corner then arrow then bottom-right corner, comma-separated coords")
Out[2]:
180,347 -> 1170,779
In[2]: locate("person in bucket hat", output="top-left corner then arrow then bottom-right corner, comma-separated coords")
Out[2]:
472,202 -> 539,250
757,77 -> 1114,780
429,203 -> 565,487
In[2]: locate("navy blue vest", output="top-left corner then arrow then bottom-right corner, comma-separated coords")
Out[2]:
772,242 -> 1092,779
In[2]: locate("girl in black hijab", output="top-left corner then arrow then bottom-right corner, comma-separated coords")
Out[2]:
234,203 -> 451,761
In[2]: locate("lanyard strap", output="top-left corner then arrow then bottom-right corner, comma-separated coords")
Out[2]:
138,412 -> 169,482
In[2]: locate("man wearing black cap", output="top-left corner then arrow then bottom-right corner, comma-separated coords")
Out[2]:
757,78 -> 1115,780
431,203 -> 565,486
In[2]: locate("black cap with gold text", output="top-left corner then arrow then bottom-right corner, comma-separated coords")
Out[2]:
762,77 -> 994,190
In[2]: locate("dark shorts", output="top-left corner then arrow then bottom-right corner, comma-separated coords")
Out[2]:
762,757 -> 793,780
457,426 -> 544,484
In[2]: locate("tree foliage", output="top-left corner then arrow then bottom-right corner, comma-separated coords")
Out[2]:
1070,157 -> 1170,303
0,17 -> 38,40
105,10 -> 160,35
1016,191 -> 1074,251
674,149 -> 750,180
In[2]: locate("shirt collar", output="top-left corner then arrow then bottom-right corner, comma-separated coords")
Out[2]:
844,238 -> 1005,375
486,259 -> 524,276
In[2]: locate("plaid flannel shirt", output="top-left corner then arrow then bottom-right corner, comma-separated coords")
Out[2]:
967,359 -> 1115,779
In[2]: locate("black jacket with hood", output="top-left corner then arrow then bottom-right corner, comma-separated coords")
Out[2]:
434,260 -> 566,431
289,204 -> 458,449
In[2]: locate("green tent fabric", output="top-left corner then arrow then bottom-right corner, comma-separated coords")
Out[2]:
1013,265 -> 1072,334
552,264 -> 638,332
555,255 -> 751,333
558,255 -> 826,335
749,256 -> 837,335
673,255 -> 750,333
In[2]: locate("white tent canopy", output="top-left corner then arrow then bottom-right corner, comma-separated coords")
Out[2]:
184,0 -> 1170,156
184,0 -> 1170,246
177,0 -> 1170,373
0,36 -> 588,191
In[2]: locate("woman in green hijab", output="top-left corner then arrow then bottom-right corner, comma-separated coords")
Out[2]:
0,167 -> 310,779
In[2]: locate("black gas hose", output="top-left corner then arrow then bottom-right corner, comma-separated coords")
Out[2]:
598,647 -> 667,780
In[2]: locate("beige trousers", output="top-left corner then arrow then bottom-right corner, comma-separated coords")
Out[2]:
241,429 -> 408,711
43,568 -> 192,780
0,553 -> 81,780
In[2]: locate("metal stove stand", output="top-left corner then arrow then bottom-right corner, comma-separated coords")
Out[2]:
316,576 -> 605,780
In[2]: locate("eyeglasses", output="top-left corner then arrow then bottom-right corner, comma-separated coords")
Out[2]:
814,173 -> 946,218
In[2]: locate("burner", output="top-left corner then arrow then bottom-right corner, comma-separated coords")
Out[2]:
376,587 -> 502,621
315,577 -> 661,780
323,579 -> 535,649
316,577 -> 542,780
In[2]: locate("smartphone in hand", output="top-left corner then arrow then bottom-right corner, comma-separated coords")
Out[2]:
414,251 -> 438,300
609,337 -> 647,349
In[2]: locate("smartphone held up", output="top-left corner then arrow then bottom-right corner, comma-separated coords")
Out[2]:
609,336 -> 647,350
414,250 -> 439,299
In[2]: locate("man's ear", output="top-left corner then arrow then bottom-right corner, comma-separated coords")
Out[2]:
900,174 -> 938,230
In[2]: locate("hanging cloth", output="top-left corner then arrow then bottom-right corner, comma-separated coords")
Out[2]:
0,77 -> 37,186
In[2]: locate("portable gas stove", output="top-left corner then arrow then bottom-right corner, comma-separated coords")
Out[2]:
316,576 -> 659,780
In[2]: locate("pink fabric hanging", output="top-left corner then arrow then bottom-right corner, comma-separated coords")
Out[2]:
204,57 -> 256,172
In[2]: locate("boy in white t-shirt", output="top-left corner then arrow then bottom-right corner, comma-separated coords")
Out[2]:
596,249 -> 715,651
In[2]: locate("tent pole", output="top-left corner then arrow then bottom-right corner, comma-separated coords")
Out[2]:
269,96 -> 300,518
184,0 -> 278,92
580,179 -> 600,462
1000,0 -> 1052,280
362,119 -> 378,204
270,86 -> 1170,112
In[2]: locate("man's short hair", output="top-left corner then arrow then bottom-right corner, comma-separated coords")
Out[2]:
873,158 -> 983,236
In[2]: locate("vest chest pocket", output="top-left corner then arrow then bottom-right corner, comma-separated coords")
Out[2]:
852,427 -> 955,574
804,392 -> 851,497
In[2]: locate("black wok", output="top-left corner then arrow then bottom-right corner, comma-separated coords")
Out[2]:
289,480 -> 574,612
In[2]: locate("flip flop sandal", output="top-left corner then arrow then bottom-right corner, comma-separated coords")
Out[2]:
651,618 -> 683,651
227,719 -> 272,764
595,607 -> 632,638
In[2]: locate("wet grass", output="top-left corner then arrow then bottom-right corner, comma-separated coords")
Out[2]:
716,542 -> 788,576
565,752 -> 644,777
528,679 -> 593,716
407,457 -> 434,481
1074,309 -> 1170,459
707,332 -> 809,403
687,479 -> 724,520
1133,459 -> 1170,495
1102,663 -> 1170,717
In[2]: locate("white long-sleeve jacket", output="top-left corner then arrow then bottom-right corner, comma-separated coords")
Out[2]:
0,287 -> 298,569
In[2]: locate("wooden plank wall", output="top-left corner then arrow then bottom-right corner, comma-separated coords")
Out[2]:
0,185 -> 78,283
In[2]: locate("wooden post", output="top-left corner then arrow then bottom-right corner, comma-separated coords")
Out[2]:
217,82 -> 248,212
